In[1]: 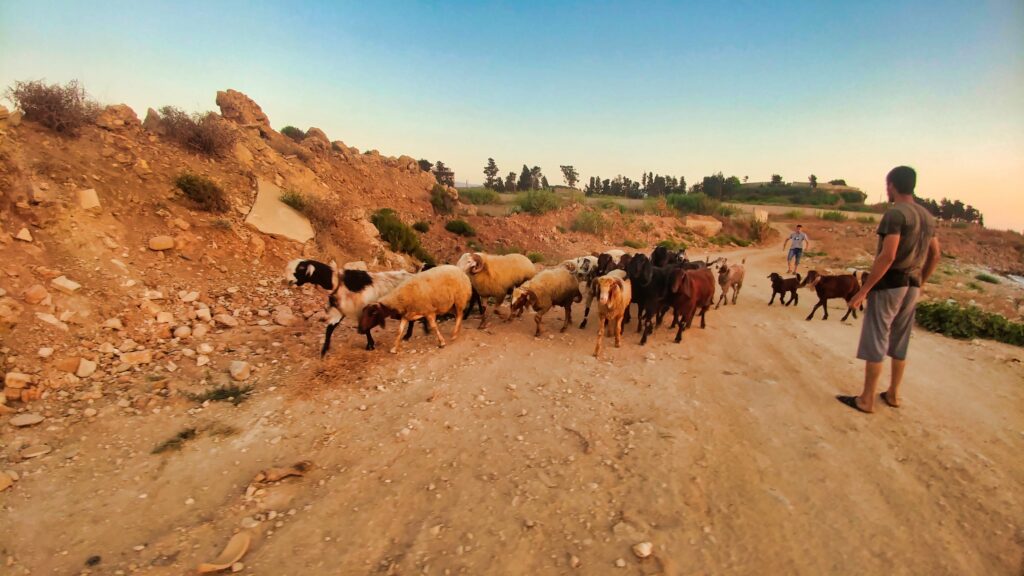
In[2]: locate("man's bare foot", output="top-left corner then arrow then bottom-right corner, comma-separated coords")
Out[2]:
880,391 -> 900,408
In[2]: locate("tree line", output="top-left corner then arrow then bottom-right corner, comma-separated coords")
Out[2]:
915,197 -> 984,226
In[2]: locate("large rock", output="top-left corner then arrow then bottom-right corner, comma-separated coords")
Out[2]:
51,276 -> 81,294
96,104 -> 140,130
685,215 -> 724,237
216,89 -> 270,127
149,236 -> 175,251
229,361 -> 251,381
77,188 -> 101,210
4,372 -> 31,389
142,108 -> 165,134
22,284 -> 49,304
244,179 -> 314,243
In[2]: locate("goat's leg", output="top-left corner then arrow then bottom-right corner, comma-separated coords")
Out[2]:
534,309 -> 545,337
769,291 -> 777,306
806,300 -> 821,321
791,291 -> 798,306
733,284 -> 740,305
674,312 -> 685,343
322,321 -> 340,357
614,315 -> 624,348
561,304 -> 572,333
427,314 -> 447,348
403,321 -> 416,341
478,305 -> 490,329
594,317 -> 605,357
841,298 -> 856,321
640,311 -> 654,345
390,318 -> 410,354
822,299 -> 829,320
700,305 -> 708,328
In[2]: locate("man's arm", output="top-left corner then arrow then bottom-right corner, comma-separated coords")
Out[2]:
920,237 -> 941,285
783,236 -> 790,251
849,234 -> 900,309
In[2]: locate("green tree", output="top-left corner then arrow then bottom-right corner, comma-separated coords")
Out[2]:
809,174 -> 818,188
483,158 -> 500,189
541,175 -> 549,188
505,171 -> 517,192
771,174 -> 784,185
418,159 -> 433,172
517,165 -> 532,191
433,160 -> 455,187
560,165 -> 580,188
493,177 -> 505,192
530,166 -> 544,190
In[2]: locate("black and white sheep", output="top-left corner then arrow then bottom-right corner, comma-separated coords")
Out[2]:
285,259 -> 424,356
357,265 -> 472,354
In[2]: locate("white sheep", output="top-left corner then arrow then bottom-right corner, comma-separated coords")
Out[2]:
509,267 -> 583,337
593,270 -> 631,359
357,265 -> 472,354
456,252 -> 536,328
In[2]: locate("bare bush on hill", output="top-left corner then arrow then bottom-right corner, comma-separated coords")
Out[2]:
6,79 -> 100,136
158,106 -> 236,157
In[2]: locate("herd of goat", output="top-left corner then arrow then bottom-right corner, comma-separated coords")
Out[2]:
286,245 -> 867,359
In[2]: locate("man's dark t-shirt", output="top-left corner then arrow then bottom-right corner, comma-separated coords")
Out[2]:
875,201 -> 936,285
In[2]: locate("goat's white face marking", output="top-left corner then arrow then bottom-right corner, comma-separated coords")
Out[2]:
304,264 -> 315,278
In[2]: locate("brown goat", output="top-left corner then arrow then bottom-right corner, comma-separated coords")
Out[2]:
767,272 -> 801,306
800,270 -> 862,321
715,258 -> 746,308
667,268 -> 716,343
593,274 -> 632,358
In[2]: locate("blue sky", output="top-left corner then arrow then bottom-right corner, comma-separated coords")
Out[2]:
2,0 -> 1022,229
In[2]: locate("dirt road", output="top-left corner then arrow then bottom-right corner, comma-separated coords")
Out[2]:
4,242 -> 1023,575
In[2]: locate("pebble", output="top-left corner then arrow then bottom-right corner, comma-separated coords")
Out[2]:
214,314 -> 239,327
14,228 -> 33,242
76,358 -> 98,378
9,413 -> 45,427
83,408 -> 98,418
615,558 -> 626,568
192,323 -> 210,338
196,355 -> 211,367
4,372 -> 32,389
51,276 -> 82,294
198,343 -> 214,354
173,325 -> 192,338
21,444 -> 52,459
229,361 -> 251,381
38,347 -> 54,358
231,562 -> 244,573
240,517 -> 259,529
632,542 -> 653,558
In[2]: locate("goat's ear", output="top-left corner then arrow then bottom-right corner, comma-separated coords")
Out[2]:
329,259 -> 338,270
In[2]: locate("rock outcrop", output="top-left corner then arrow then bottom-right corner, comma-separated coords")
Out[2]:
216,89 -> 270,127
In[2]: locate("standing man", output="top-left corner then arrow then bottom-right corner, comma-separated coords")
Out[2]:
783,224 -> 810,274
838,166 -> 940,414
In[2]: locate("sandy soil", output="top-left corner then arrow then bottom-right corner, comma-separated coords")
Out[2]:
3,238 -> 1023,576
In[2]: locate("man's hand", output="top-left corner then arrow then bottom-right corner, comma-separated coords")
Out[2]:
849,287 -> 869,311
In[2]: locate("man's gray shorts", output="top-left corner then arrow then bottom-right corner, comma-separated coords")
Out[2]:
857,286 -> 920,363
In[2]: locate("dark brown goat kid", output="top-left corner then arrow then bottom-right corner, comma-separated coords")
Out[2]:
767,272 -> 801,306
800,270 -> 863,321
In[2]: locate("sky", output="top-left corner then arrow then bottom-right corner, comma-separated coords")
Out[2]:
1,0 -> 1022,230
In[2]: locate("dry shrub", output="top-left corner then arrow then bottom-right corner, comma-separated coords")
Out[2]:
174,172 -> 230,212
6,79 -> 100,136
158,106 -> 236,157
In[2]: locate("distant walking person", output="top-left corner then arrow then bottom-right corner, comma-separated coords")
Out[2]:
838,166 -> 940,414
783,224 -> 810,273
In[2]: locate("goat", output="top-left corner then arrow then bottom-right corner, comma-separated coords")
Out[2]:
767,272 -> 801,306
562,256 -> 601,329
625,253 -> 679,345
285,259 -> 424,356
666,267 -> 716,343
715,258 -> 746,308
651,245 -> 686,268
593,274 -> 632,359
357,265 -> 472,354
801,270 -> 862,321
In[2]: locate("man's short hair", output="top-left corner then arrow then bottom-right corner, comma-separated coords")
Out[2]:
887,166 -> 916,195
796,224 -> 802,228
